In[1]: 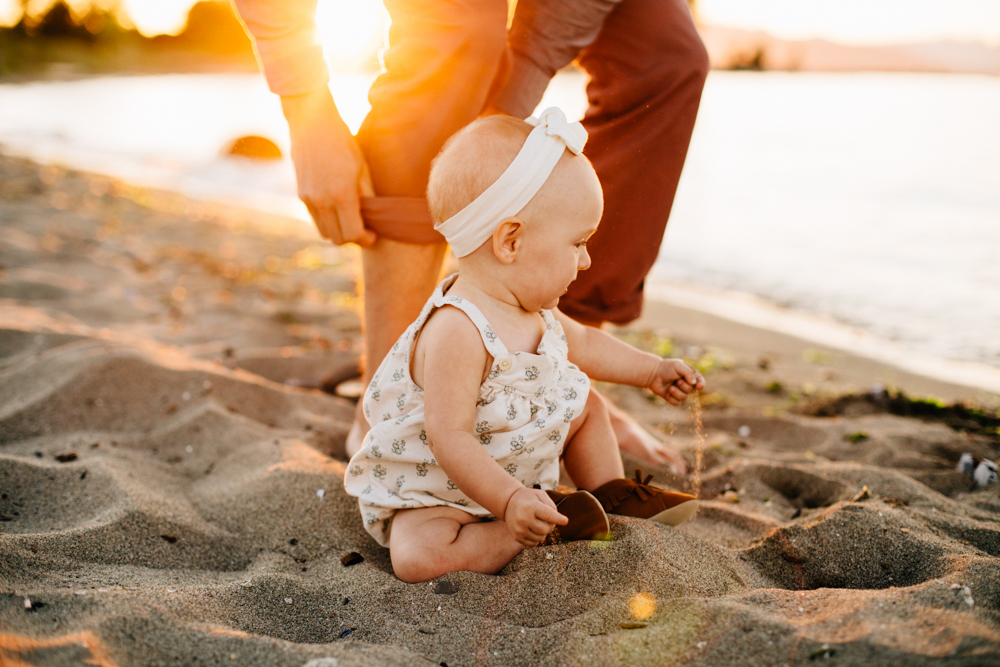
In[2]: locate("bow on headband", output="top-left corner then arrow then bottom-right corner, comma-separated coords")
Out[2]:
527,107 -> 588,156
434,107 -> 589,258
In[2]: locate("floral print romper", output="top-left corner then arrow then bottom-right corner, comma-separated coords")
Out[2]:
344,274 -> 590,547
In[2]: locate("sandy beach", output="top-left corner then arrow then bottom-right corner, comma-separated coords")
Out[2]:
2,153 -> 999,666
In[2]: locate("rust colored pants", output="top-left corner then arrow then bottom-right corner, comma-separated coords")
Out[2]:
356,0 -> 709,324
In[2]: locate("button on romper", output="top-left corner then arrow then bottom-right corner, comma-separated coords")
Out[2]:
344,274 -> 590,547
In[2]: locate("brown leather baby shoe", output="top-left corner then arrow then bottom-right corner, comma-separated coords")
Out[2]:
590,469 -> 699,527
542,488 -> 611,543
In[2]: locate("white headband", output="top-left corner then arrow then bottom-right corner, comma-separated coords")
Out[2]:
434,107 -> 588,258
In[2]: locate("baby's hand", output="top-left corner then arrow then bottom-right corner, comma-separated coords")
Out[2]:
503,487 -> 568,547
647,359 -> 705,406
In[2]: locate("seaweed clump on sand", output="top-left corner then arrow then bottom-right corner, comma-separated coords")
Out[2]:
795,387 -> 1000,439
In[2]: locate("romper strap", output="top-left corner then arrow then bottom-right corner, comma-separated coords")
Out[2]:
431,293 -> 510,358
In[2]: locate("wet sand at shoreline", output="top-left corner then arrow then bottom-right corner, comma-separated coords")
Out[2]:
2,154 -> 998,666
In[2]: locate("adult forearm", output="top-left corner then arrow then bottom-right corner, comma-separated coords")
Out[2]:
280,87 -> 342,130
491,0 -> 623,117
231,0 -> 329,97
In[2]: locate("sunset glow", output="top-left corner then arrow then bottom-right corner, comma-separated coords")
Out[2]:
315,0 -> 385,62
3,0 -> 999,48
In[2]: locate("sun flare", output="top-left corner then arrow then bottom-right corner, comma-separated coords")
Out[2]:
628,592 -> 657,621
315,0 -> 385,64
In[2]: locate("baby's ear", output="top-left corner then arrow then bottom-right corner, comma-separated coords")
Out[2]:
492,218 -> 524,264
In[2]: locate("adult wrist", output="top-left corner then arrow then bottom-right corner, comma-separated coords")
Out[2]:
490,53 -> 554,120
280,87 -> 340,128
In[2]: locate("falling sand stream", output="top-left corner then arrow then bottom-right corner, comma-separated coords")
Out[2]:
688,397 -> 706,508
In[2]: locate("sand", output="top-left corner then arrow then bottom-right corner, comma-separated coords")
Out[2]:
1,153 -> 999,666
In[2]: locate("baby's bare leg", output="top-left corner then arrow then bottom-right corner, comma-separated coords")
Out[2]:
389,506 -> 524,583
562,390 -> 626,491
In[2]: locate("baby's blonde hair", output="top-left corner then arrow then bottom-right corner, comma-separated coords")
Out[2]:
427,115 -> 533,224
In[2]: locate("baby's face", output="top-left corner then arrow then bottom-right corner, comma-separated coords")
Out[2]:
511,155 -> 604,311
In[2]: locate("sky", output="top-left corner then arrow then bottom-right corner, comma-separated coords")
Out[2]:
2,0 -> 999,49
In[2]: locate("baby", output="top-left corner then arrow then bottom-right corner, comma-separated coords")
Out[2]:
344,108 -> 705,583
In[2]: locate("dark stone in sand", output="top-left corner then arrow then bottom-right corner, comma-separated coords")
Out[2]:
224,136 -> 283,160
0,513 -> 13,521
161,535 -> 178,544
55,452 -> 77,462
341,551 -> 363,567
433,580 -> 458,595
338,628 -> 354,639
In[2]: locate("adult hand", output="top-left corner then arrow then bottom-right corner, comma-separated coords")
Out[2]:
503,487 -> 567,546
280,88 -> 377,247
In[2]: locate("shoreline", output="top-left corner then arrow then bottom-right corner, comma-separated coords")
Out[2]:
1,138 -> 995,406
640,282 -> 1000,404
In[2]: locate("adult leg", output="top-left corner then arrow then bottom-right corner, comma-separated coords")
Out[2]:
345,0 -> 509,457
390,506 -> 524,583
561,0 -> 709,325
560,0 -> 708,470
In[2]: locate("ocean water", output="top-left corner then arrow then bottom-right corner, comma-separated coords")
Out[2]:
0,70 -> 998,381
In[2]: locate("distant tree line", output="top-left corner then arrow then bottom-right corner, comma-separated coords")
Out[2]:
0,0 -> 256,76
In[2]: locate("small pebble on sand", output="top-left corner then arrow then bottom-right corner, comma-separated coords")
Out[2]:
433,580 -> 458,595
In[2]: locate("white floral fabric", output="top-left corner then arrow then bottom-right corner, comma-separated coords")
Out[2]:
344,274 -> 590,547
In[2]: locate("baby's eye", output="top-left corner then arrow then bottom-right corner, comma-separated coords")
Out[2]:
575,241 -> 588,248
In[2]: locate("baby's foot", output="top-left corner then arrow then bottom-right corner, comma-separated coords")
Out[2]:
541,489 -> 610,543
590,469 -> 699,527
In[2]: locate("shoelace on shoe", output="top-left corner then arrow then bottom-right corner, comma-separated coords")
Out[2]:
603,469 -> 658,510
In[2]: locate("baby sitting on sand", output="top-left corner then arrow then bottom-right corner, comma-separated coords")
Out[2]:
344,109 -> 705,583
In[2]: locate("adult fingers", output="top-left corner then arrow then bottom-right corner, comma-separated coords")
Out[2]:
335,199 -> 377,247
301,188 -> 376,248
303,201 -> 330,240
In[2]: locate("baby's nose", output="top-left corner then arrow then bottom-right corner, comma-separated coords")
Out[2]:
578,247 -> 592,271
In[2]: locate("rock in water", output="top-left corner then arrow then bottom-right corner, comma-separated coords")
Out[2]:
224,136 -> 282,160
